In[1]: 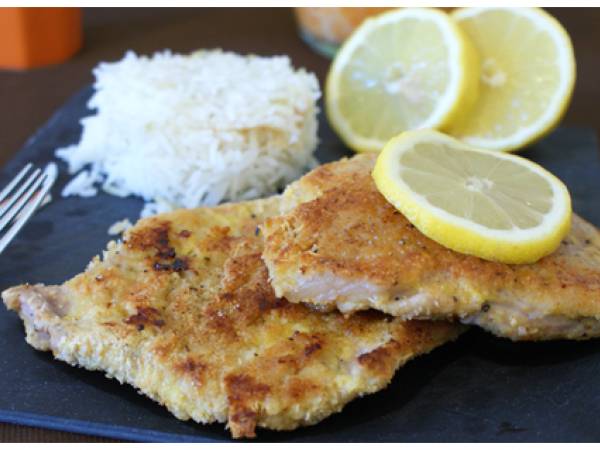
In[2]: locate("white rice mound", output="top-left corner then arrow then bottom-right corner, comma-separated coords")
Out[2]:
56,50 -> 321,217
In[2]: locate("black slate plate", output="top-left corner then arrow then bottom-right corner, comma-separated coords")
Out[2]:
1,87 -> 600,442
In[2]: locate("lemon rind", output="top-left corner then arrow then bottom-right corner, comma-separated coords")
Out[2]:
326,7 -> 479,153
450,7 -> 576,153
372,130 -> 572,264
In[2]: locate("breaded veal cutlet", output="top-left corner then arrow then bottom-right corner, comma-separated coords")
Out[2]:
2,195 -> 461,438
262,154 -> 600,341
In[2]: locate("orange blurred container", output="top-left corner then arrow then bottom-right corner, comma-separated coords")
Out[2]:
0,7 -> 82,70
295,7 -> 393,57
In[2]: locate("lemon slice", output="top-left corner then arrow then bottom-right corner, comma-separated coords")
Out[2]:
326,7 -> 479,153
372,130 -> 572,263
449,7 -> 576,152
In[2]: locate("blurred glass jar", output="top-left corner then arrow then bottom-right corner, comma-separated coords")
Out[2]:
294,7 -> 393,58
0,7 -> 82,70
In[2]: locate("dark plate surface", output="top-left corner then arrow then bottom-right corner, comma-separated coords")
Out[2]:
1,87 -> 600,442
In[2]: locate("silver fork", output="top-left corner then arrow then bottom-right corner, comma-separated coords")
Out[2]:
0,162 -> 58,254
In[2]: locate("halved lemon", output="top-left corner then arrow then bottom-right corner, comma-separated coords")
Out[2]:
448,7 -> 576,152
326,7 -> 480,153
372,130 -> 572,264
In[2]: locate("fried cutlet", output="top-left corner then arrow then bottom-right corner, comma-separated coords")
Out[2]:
2,196 -> 461,438
262,154 -> 600,341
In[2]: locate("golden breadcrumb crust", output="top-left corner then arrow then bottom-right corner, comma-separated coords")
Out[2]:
3,195 -> 461,438
263,154 -> 600,340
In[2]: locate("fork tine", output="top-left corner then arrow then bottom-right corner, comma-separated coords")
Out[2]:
0,163 -> 32,204
0,167 -> 41,218
0,163 -> 57,255
0,170 -> 46,233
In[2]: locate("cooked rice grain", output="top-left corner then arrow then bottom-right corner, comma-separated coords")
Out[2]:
57,50 -> 320,217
